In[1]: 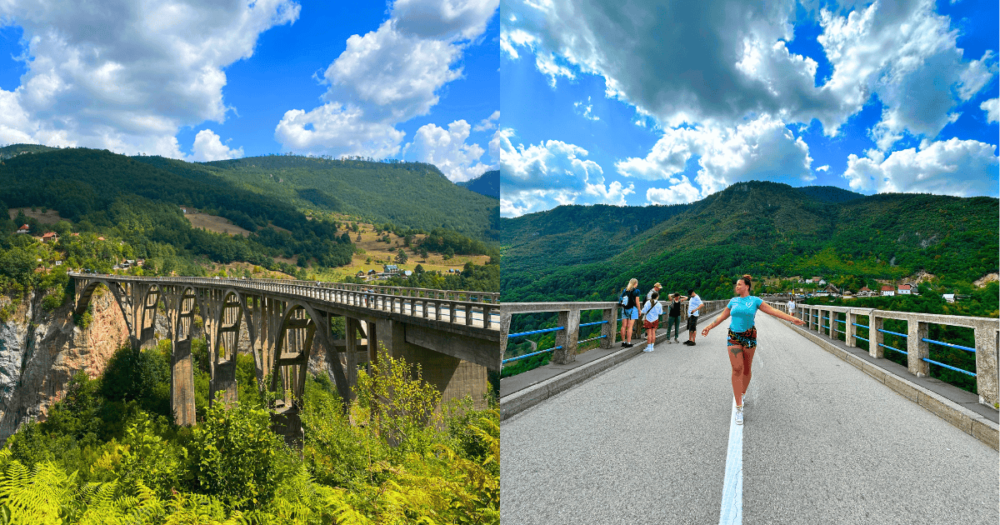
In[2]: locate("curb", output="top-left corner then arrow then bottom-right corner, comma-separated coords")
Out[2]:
789,323 -> 999,451
501,309 -> 723,421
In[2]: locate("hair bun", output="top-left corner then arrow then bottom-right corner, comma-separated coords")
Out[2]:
742,274 -> 752,280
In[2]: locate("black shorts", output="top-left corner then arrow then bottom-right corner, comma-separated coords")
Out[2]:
687,315 -> 698,331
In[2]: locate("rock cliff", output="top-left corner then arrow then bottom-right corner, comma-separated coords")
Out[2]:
0,288 -> 129,443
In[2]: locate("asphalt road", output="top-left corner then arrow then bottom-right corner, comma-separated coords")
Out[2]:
500,313 -> 999,524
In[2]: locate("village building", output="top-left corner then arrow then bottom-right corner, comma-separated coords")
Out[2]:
897,284 -> 912,295
41,232 -> 58,243
942,293 -> 956,303
16,224 -> 29,234
881,285 -> 895,297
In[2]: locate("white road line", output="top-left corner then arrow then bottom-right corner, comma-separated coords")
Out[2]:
719,398 -> 744,525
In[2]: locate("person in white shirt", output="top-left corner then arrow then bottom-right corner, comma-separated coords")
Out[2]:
684,289 -> 704,346
641,291 -> 664,352
787,298 -> 796,317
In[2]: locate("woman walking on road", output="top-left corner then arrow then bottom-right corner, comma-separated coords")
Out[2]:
701,275 -> 805,424
619,278 -> 641,347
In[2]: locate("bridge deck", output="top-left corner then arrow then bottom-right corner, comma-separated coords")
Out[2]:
500,314 -> 998,524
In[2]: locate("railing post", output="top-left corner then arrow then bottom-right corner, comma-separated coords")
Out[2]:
871,312 -> 884,359
601,306 -> 617,348
907,319 -> 929,377
973,321 -> 999,407
846,309 -> 857,348
553,308 -> 580,365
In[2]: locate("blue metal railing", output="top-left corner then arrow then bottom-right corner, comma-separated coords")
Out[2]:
877,328 -> 908,338
503,346 -> 564,364
879,343 -> 907,355
856,335 -> 870,343
922,338 -> 976,353
922,358 -> 976,377
508,326 -> 565,338
579,320 -> 609,328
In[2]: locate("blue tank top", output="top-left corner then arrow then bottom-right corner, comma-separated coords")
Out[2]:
728,296 -> 763,333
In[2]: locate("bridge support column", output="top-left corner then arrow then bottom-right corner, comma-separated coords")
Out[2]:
871,314 -> 885,359
907,320 -> 929,378
973,322 -> 999,407
171,338 -> 196,426
500,309 -> 512,363
600,306 -> 617,349
553,309 -> 579,365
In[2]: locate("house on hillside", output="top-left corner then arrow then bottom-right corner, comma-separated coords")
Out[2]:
824,283 -> 840,295
881,286 -> 895,297
811,276 -> 823,284
404,270 -> 412,277
897,284 -> 913,295
942,293 -> 955,303
16,224 -> 29,234
383,264 -> 399,275
355,271 -> 367,280
41,232 -> 58,243
857,286 -> 872,297
97,236 -> 105,241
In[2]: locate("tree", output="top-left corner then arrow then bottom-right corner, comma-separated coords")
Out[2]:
396,249 -> 408,265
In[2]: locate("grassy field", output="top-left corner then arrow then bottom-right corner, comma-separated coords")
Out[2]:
181,208 -> 252,237
7,207 -> 65,225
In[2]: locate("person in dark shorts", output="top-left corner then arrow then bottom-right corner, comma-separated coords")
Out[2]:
666,293 -> 687,343
683,289 -> 703,345
701,275 -> 805,424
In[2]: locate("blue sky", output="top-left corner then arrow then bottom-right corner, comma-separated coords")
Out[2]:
499,0 -> 1000,216
0,0 -> 499,182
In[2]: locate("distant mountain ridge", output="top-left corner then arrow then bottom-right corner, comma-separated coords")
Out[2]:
458,170 -> 499,199
501,181 -> 998,302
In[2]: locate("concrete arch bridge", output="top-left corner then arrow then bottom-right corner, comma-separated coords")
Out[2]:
70,273 -> 500,443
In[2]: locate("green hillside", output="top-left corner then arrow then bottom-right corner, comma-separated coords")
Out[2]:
501,181 -> 999,303
134,155 -> 500,242
459,170 -> 499,199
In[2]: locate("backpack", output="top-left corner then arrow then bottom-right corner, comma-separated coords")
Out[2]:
619,288 -> 630,307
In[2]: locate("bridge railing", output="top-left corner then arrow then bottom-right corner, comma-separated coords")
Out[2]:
501,299 -> 730,368
768,301 -> 999,408
70,273 -> 500,330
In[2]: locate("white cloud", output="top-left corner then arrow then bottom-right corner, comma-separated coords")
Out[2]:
473,110 -> 500,132
188,129 -> 243,162
574,96 -> 599,121
503,0 -> 997,147
982,98 -> 999,123
816,165 -> 829,171
843,138 -> 998,196
498,129 -> 632,216
275,0 -> 498,158
0,0 -> 299,156
615,115 -> 814,201
646,178 -> 701,206
274,103 -> 406,158
409,119 -> 492,182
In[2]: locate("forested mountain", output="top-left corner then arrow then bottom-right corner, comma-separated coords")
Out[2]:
501,181 -> 998,302
133,154 -> 499,242
459,170 -> 499,199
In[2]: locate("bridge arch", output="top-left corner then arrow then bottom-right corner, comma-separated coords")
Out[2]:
74,278 -> 134,338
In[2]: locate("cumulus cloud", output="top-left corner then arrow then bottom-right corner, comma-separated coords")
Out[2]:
816,165 -> 830,171
842,138 -> 998,196
646,178 -> 701,206
502,0 -> 997,147
188,129 -> 244,162
615,115 -> 814,202
982,98 -> 999,123
473,110 -> 500,132
408,119 -> 492,182
275,0 -> 498,158
0,0 -> 298,156
498,129 -> 632,216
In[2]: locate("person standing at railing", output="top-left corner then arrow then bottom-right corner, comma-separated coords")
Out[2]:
666,293 -> 687,344
618,278 -> 642,348
701,275 -> 805,425
683,289 -> 704,346
641,291 -> 663,352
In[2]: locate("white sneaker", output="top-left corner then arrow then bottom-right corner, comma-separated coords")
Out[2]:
735,406 -> 744,425
649,344 -> 655,352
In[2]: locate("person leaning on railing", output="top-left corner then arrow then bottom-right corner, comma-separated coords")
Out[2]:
619,278 -> 642,348
700,274 -> 805,425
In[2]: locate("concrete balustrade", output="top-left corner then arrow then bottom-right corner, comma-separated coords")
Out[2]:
501,299 -> 730,366
770,301 -> 999,408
